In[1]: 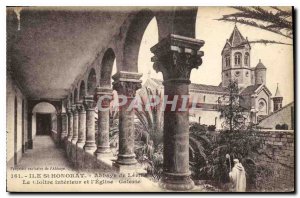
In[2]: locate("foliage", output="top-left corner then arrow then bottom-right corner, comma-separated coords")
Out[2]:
134,87 -> 163,148
208,125 -> 216,131
217,80 -> 249,131
134,86 -> 164,180
275,123 -> 289,130
217,6 -> 293,46
198,129 -> 263,189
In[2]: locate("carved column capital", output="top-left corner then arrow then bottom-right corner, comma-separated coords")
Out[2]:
71,104 -> 78,115
60,112 -> 67,116
95,87 -> 113,107
76,102 -> 85,113
83,95 -> 96,110
66,106 -> 73,116
112,71 -> 142,97
151,34 -> 204,83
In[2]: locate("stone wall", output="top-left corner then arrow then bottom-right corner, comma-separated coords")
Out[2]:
255,130 -> 294,191
6,73 -> 28,167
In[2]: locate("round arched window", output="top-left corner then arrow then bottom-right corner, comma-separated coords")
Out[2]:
244,52 -> 250,66
258,99 -> 267,114
234,52 -> 242,66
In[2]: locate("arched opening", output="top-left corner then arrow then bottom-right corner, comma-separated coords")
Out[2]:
73,88 -> 78,103
123,10 -> 156,72
258,98 -> 267,115
69,93 -> 73,106
32,102 -> 56,137
225,55 -> 231,67
87,68 -> 96,96
244,52 -> 250,66
79,80 -> 85,101
234,52 -> 242,66
100,48 -> 116,88
137,17 -> 161,83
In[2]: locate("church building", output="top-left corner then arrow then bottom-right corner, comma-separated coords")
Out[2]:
142,25 -> 283,130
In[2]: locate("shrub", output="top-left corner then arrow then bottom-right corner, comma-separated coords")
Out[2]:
208,125 -> 216,131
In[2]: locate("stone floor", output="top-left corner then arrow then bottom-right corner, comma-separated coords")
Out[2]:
17,135 -> 72,169
11,135 -> 161,192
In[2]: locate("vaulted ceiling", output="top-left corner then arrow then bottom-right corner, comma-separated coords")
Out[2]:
7,7 -> 130,99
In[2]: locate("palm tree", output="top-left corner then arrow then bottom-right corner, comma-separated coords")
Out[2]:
134,87 -> 163,149
217,6 -> 293,46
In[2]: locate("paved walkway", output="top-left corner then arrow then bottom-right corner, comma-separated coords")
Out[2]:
16,135 -> 73,169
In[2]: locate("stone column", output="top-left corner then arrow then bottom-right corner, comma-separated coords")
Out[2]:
67,106 -> 73,141
60,113 -> 68,141
56,113 -> 62,139
151,34 -> 204,190
71,104 -> 79,144
94,87 -> 113,157
112,71 -> 142,167
83,95 -> 97,151
76,102 -> 86,148
27,112 -> 33,149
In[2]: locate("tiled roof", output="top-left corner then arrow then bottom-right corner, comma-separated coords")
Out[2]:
255,59 -> 266,69
189,83 -> 227,93
240,84 -> 261,95
228,25 -> 248,48
150,78 -> 227,93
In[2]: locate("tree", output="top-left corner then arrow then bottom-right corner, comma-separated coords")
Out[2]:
134,87 -> 163,149
217,6 -> 293,46
218,80 -> 248,131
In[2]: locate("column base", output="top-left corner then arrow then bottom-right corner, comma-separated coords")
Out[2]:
71,138 -> 78,145
115,154 -> 137,165
159,173 -> 194,191
76,141 -> 85,148
83,142 -> 97,151
95,148 -> 112,158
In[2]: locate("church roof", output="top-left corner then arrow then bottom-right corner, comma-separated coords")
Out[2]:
255,59 -> 266,69
227,25 -> 248,48
240,84 -> 261,95
149,78 -> 227,94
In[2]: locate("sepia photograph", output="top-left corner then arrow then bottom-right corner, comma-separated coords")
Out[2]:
6,5 -> 295,192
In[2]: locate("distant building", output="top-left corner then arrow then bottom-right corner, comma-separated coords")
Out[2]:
141,25 -> 290,130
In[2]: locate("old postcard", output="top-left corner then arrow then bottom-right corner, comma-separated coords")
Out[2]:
6,6 -> 294,192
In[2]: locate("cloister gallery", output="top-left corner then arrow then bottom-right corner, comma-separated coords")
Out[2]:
7,7 -> 205,191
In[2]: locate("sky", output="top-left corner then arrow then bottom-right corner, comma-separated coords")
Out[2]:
115,7 -> 294,106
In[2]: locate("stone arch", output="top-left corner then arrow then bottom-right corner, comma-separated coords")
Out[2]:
87,68 -> 97,95
32,102 -> 57,113
244,52 -> 250,66
79,80 -> 86,101
69,93 -> 73,106
100,48 -> 116,88
258,98 -> 268,115
122,9 -> 157,72
172,7 -> 198,38
155,7 -> 198,39
28,99 -> 62,115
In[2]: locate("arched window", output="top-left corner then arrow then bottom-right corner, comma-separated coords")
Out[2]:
203,95 -> 206,102
225,55 -> 230,67
258,98 -> 267,114
244,52 -> 249,66
234,52 -> 242,66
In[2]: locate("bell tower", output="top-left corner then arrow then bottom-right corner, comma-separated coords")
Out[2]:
221,25 -> 252,88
